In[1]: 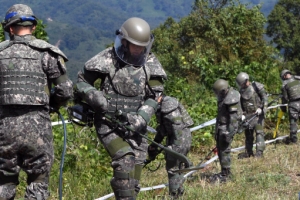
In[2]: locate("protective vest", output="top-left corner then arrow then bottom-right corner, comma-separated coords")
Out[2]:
284,76 -> 300,101
240,82 -> 262,114
217,87 -> 241,124
0,37 -> 48,105
84,48 -> 151,117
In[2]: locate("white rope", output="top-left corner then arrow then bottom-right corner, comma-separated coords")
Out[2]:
49,103 -> 288,200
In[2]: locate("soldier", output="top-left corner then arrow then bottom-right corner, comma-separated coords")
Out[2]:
0,4 -> 73,200
280,69 -> 300,144
236,72 -> 268,158
75,17 -> 166,200
148,96 -> 193,198
210,79 -> 242,183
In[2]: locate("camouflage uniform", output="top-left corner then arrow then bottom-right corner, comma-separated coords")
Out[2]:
76,48 -> 166,200
214,87 -> 241,181
150,96 -> 193,198
0,30 -> 73,200
239,82 -> 268,157
281,75 -> 300,143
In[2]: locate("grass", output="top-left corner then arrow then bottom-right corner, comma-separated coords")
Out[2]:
13,113 -> 300,200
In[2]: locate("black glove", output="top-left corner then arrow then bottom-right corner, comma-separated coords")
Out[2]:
148,143 -> 160,161
280,105 -> 287,113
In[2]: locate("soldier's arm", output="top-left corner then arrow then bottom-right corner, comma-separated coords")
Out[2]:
281,86 -> 288,112
258,87 -> 268,109
228,103 -> 240,134
43,52 -> 73,108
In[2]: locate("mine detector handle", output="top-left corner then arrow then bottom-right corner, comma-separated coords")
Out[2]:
103,114 -> 193,168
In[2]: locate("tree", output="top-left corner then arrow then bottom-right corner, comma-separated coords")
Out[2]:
153,0 -> 280,90
0,19 -> 48,42
267,0 -> 300,73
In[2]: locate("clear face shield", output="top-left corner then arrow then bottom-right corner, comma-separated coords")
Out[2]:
114,34 -> 154,66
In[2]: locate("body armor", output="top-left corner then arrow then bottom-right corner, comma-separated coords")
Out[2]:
283,76 -> 300,101
84,47 -> 153,117
0,36 -> 67,106
217,87 -> 241,125
240,82 -> 263,114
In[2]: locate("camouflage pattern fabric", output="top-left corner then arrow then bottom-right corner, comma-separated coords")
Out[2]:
0,107 -> 53,200
240,82 -> 267,155
281,76 -> 300,143
215,88 -> 241,169
76,48 -> 166,200
153,96 -> 193,197
0,34 -> 73,200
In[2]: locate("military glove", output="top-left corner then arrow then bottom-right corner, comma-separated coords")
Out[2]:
148,143 -> 160,161
85,90 -> 108,113
280,105 -> 287,113
125,113 -> 147,137
255,108 -> 262,115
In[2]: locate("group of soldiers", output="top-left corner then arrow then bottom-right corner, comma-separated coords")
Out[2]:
211,69 -> 300,183
0,3 -> 299,200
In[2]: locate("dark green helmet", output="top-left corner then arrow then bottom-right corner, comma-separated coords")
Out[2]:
2,4 -> 37,32
213,79 -> 229,97
280,69 -> 291,80
236,72 -> 249,87
114,17 -> 154,66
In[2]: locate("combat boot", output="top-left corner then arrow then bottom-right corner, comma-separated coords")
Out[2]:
209,168 -> 231,183
238,151 -> 253,159
283,137 -> 297,145
254,150 -> 263,158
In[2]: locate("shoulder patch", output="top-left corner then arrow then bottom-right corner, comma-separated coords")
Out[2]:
84,48 -> 113,73
28,39 -> 68,60
161,96 -> 179,113
146,53 -> 167,80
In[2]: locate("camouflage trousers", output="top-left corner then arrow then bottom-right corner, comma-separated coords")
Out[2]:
216,127 -> 232,169
288,101 -> 300,142
0,106 -> 54,200
95,118 -> 147,200
244,114 -> 265,154
165,127 -> 191,196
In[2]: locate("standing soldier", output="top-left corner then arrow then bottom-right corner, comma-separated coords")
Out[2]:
211,79 -> 242,183
75,17 -> 166,200
148,96 -> 193,198
0,4 -> 73,200
236,72 -> 268,158
280,69 -> 300,144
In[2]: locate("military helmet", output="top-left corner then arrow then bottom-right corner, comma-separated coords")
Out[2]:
280,69 -> 291,80
236,72 -> 249,87
2,4 -> 37,32
213,79 -> 229,97
114,17 -> 154,66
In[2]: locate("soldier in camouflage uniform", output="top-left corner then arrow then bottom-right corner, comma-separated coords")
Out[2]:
75,18 -> 167,200
0,4 -> 73,200
236,72 -> 268,158
148,96 -> 193,198
280,69 -> 300,144
210,79 -> 242,183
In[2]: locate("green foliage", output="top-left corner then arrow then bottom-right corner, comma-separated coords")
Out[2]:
267,0 -> 300,74
33,19 -> 49,42
0,26 -> 4,42
153,0 -> 280,90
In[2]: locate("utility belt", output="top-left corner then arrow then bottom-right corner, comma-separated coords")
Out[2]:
1,105 -> 46,116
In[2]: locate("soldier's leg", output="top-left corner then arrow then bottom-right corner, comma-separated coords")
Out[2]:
132,137 -> 148,197
245,128 -> 254,156
0,117 -> 21,200
21,111 -> 54,200
254,120 -> 266,157
289,107 -> 298,143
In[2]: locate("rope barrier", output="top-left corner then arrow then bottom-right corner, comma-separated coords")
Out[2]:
48,102 -> 290,199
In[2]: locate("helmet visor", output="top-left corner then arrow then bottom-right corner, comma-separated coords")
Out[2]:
114,34 -> 154,66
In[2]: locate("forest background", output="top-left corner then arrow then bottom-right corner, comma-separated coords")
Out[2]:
1,0 -> 300,199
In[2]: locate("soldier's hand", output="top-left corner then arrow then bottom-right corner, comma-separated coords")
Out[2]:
85,90 -> 108,113
255,108 -> 262,115
148,144 -> 159,161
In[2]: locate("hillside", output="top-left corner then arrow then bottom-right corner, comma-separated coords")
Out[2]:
0,0 -> 278,81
